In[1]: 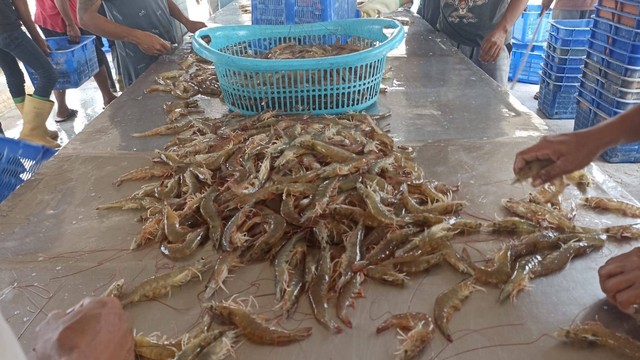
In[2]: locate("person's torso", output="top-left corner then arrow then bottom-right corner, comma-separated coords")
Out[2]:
101,0 -> 177,43
553,0 -> 597,11
34,0 -> 79,33
0,0 -> 21,34
438,0 -> 511,47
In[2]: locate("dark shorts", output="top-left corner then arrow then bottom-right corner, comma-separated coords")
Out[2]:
39,26 -> 109,69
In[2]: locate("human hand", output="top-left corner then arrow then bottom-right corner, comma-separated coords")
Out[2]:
358,0 -> 401,18
134,31 -> 172,56
479,25 -> 507,63
34,297 -> 134,360
186,20 -> 207,34
66,23 -> 81,43
599,248 -> 640,314
34,36 -> 51,56
513,131 -> 601,187
541,0 -> 554,13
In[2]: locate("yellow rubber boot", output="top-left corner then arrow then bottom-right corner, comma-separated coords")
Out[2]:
15,101 -> 59,140
19,95 -> 60,149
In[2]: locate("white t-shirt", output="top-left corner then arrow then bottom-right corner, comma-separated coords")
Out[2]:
0,314 -> 28,360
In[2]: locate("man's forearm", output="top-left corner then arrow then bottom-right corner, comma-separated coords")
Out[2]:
12,0 -> 41,39
496,0 -> 528,32
54,0 -> 77,27
167,0 -> 191,27
78,0 -> 145,44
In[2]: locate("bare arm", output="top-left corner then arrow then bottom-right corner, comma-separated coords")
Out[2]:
54,0 -> 81,42
479,0 -> 528,62
167,0 -> 206,33
77,0 -> 171,55
11,0 -> 50,54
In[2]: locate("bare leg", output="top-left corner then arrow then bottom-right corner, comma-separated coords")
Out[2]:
52,90 -> 73,118
94,65 -> 117,106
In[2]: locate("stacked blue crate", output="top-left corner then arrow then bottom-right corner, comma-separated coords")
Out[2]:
575,0 -> 640,162
509,5 -> 552,84
538,19 -> 592,119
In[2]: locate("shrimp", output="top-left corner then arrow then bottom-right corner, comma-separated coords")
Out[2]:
274,231 -> 307,302
204,251 -> 241,299
530,240 -> 597,279
160,226 -> 207,260
336,221 -> 364,291
174,330 -> 223,360
556,321 -> 640,359
145,84 -> 173,93
484,217 -> 540,236
208,302 -> 312,345
113,165 -> 173,186
280,241 -> 306,319
512,159 -> 554,184
164,99 -> 199,113
581,196 -> 640,218
434,278 -> 484,342
200,187 -> 223,250
380,252 -> 445,274
197,330 -> 239,360
472,245 -> 513,287
101,279 -> 125,298
602,223 -> 640,239
308,246 -> 342,333
134,334 -> 180,360
121,258 -> 212,306
336,272 -> 364,328
163,206 -> 191,243
376,313 -> 436,360
167,108 -> 205,123
565,169 -> 592,194
353,228 -> 421,271
498,254 -> 543,303
357,183 -> 407,225
443,245 -> 476,276
502,198 -> 580,232
364,266 -> 409,286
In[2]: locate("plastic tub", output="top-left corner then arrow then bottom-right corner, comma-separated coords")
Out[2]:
193,19 -> 405,114
593,17 -> 640,42
512,5 -> 553,43
0,137 -> 56,203
512,40 -> 546,53
509,50 -> 544,84
588,38 -> 640,66
538,74 -> 579,119
594,87 -> 640,110
25,35 -> 98,91
581,66 -> 600,85
595,5 -> 640,29
548,19 -> 593,39
544,50 -> 585,66
545,42 -> 588,57
618,0 -> 640,16
579,76 -> 598,97
540,62 -> 581,83
595,5 -> 616,21
542,59 -> 583,75
573,98 -> 594,131
591,28 -> 640,53
586,49 -> 640,79
547,33 -> 589,47
251,0 -> 357,25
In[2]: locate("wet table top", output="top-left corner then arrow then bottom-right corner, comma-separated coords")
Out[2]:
1,8 -> 638,360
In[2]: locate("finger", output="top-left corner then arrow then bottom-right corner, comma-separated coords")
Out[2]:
615,285 -> 640,312
159,41 -> 172,53
535,157 -> 577,185
599,262 -> 627,282
601,271 -> 636,300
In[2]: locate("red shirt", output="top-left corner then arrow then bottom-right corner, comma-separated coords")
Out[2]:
34,0 -> 79,33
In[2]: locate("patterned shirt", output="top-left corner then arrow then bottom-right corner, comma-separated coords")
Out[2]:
102,0 -> 178,87
438,0 -> 511,48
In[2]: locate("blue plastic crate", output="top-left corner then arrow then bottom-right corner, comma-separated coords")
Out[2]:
577,87 -> 625,116
544,50 -> 585,66
593,17 -> 640,42
591,28 -> 640,53
549,19 -> 593,39
594,87 -> 640,110
573,98 -> 593,131
25,35 -> 98,91
545,42 -> 588,57
581,66 -> 601,85
603,141 -> 640,163
541,63 -> 581,83
251,0 -> 357,25
0,137 -> 56,203
512,40 -> 546,53
538,74 -> 579,119
595,5 -> 640,29
586,50 -> 640,80
579,76 -> 598,97
542,59 -> 583,75
588,38 -> 640,66
548,33 -> 589,47
193,19 -> 404,114
509,50 -> 544,84
513,6 -> 553,43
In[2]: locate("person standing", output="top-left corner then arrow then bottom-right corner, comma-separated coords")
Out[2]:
359,0 -> 529,87
0,0 -> 60,148
78,0 -> 206,88
34,0 -> 118,122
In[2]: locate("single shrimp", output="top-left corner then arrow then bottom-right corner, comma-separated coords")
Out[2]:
113,165 -> 173,186
565,169 -> 592,194
601,223 -> 640,239
357,183 -> 407,225
200,187 -> 223,250
134,334 -> 180,360
363,266 -> 409,286
197,330 -> 239,360
204,251 -> 241,299
208,302 -> 312,345
308,246 -> 342,334
160,226 -> 207,260
100,279 -> 125,298
164,99 -> 199,113
530,240 -> 597,279
498,254 -> 543,303
434,278 -> 484,342
581,196 -> 640,218
274,231 -> 307,302
380,252 -> 445,274
163,206 -> 191,244
472,244 -> 512,287
353,228 -> 421,271
484,217 -> 540,236
280,241 -> 306,319
556,321 -> 640,359
145,84 -> 173,93
167,108 -> 205,123
336,272 -> 364,328
336,221 -> 364,291
174,330 -> 223,360
377,313 -> 436,360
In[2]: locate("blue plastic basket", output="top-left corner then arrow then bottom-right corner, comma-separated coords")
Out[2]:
549,19 -> 593,39
0,137 -> 56,203
595,5 -> 640,29
573,97 -> 593,131
545,42 -> 588,57
593,17 -> 640,42
538,73 -> 579,119
588,38 -> 640,66
591,28 -> 640,53
547,33 -> 589,47
544,51 -> 585,66
509,50 -> 544,84
512,5 -> 553,43
25,35 -> 98,91
512,40 -> 546,53
193,19 -> 404,114
251,0 -> 357,25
